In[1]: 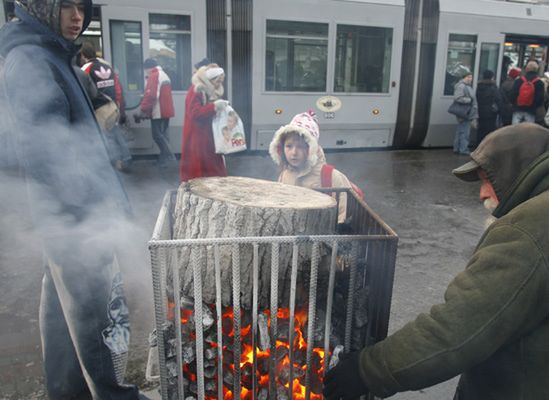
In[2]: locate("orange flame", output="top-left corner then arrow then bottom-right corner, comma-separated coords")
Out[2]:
172,306 -> 327,400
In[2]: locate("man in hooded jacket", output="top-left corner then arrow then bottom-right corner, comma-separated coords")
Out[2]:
324,122 -> 549,400
0,1 -> 142,398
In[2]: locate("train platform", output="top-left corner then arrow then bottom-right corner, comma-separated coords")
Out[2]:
0,148 -> 488,399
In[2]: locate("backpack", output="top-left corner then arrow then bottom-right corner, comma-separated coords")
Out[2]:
516,76 -> 539,107
320,164 -> 364,199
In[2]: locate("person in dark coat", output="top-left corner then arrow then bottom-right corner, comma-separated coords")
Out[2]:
510,61 -> 545,124
324,123 -> 549,400
475,69 -> 503,146
179,64 -> 229,181
0,1 -> 143,398
499,67 -> 521,126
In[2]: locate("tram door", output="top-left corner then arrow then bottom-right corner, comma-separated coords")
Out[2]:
99,3 -> 205,156
502,35 -> 549,82
424,30 -> 504,148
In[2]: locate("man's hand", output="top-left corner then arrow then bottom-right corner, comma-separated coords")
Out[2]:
323,351 -> 369,400
133,111 -> 147,123
214,99 -> 229,112
471,119 -> 478,130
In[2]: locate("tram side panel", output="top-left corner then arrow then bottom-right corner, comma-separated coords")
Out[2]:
250,0 -> 405,150
423,1 -> 549,148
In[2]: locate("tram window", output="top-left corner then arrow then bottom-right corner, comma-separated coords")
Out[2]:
479,43 -> 500,80
3,0 -> 14,22
110,20 -> 143,109
265,20 -> 328,92
149,14 -> 191,91
444,34 -> 477,96
334,24 -> 392,93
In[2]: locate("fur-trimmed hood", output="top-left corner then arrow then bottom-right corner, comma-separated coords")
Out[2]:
269,122 -> 321,174
191,65 -> 224,103
269,111 -> 322,172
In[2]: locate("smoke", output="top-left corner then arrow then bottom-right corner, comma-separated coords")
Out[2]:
0,110 -> 159,371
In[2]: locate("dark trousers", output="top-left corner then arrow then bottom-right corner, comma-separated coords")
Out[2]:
476,116 -> 498,147
40,252 -> 138,400
151,118 -> 175,165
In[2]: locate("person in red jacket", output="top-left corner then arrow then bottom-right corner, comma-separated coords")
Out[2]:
138,58 -> 176,168
180,64 -> 229,181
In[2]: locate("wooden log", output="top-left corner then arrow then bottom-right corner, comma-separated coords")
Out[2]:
171,177 -> 336,308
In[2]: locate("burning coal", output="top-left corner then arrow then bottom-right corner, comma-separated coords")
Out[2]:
166,301 -> 329,400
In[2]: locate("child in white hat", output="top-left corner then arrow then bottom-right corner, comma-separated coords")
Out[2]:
269,111 -> 361,223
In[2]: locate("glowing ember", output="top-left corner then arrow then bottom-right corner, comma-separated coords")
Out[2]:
170,302 -> 328,400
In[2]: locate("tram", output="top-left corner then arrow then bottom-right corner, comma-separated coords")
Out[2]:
2,0 -> 549,154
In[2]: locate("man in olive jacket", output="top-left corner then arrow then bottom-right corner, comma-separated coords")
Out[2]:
324,122 -> 549,400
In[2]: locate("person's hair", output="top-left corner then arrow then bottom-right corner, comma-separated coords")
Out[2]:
143,58 -> 158,69
81,41 -> 96,60
194,57 -> 211,70
525,61 -> 539,73
482,69 -> 494,80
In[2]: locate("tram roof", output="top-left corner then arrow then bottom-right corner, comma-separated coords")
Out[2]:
332,0 -> 404,7
440,0 -> 549,20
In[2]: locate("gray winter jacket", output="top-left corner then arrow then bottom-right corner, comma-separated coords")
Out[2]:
454,80 -> 479,121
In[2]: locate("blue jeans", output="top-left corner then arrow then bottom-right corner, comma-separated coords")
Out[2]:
105,125 -> 132,165
512,111 -> 535,124
453,119 -> 471,154
40,250 -> 139,399
151,118 -> 175,166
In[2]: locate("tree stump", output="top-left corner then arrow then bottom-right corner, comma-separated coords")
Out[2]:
172,177 -> 337,308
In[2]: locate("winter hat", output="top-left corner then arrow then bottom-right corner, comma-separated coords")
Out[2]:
269,110 -> 320,167
143,58 -> 158,69
288,111 -> 320,141
453,123 -> 549,214
205,67 -> 224,81
17,0 -> 92,38
508,68 -> 521,79
525,61 -> 539,73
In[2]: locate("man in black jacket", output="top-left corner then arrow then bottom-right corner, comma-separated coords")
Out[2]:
0,1 -> 143,398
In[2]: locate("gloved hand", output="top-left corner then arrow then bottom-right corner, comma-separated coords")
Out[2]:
214,99 -> 229,112
133,111 -> 147,123
323,351 -> 369,400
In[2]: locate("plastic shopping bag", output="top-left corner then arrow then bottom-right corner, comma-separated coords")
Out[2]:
212,105 -> 247,154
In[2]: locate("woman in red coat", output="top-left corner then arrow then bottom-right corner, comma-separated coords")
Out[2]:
180,65 -> 229,181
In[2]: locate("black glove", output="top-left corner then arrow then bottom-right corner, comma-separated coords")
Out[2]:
323,351 -> 369,400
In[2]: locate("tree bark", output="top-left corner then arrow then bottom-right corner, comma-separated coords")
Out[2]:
171,177 -> 336,308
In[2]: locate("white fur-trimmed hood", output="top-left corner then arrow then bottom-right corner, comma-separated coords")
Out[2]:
269,124 -> 319,169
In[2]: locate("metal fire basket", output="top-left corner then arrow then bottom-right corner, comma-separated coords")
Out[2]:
148,188 -> 398,400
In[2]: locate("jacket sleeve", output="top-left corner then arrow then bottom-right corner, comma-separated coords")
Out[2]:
331,169 -> 352,223
509,78 -> 521,104
534,80 -> 545,108
140,69 -> 158,117
358,223 -> 549,398
189,89 -> 216,122
494,85 -> 504,114
453,82 -> 472,104
3,49 -> 103,221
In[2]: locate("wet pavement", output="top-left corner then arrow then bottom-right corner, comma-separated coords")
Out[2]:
0,149 -> 487,399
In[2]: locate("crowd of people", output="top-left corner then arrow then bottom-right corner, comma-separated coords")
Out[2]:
450,60 -> 549,155
2,0 -> 549,399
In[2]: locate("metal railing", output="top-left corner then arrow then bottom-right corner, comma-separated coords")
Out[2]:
149,189 -> 398,400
